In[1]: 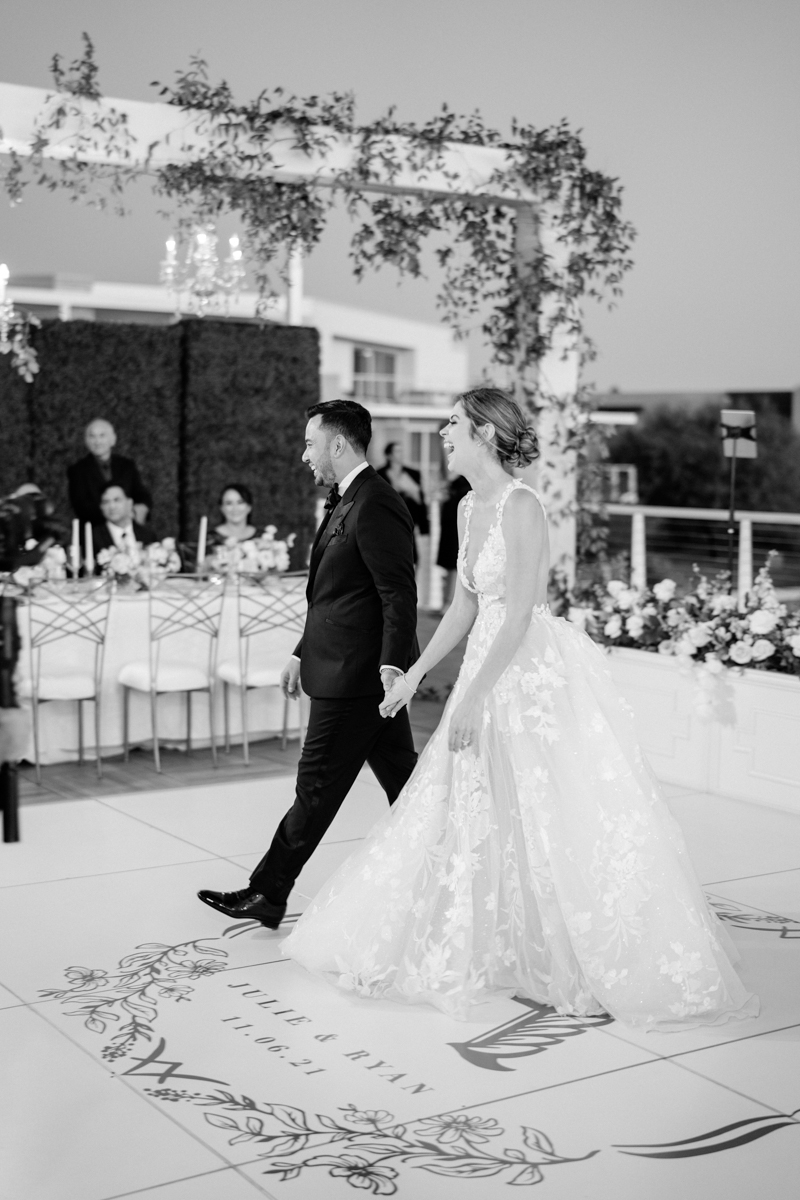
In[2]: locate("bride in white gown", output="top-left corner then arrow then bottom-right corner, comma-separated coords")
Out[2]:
282,388 -> 758,1031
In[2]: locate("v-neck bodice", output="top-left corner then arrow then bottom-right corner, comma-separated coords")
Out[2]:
457,479 -> 545,602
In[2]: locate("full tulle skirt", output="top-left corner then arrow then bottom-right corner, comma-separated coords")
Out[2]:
282,604 -> 758,1029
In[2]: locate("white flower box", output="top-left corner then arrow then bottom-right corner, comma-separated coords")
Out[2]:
606,647 -> 800,816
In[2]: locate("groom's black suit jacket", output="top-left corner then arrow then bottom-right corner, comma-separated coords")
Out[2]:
295,465 -> 418,699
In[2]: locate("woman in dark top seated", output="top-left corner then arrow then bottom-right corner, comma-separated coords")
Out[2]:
210,483 -> 258,546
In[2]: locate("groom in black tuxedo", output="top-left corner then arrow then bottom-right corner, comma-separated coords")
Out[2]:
198,400 -> 419,928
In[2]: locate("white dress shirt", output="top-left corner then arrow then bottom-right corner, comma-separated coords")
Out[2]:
107,521 -> 139,554
337,459 -> 370,497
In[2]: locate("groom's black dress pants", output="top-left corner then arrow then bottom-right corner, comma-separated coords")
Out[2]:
249,695 -> 417,906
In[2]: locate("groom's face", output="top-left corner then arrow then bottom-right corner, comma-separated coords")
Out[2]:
302,415 -> 337,487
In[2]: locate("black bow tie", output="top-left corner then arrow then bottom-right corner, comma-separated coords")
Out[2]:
324,486 -> 341,512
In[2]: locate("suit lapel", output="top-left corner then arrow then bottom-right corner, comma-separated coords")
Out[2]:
306,466 -> 375,598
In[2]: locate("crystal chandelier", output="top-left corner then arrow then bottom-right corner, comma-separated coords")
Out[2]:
159,224 -> 246,317
0,264 -> 40,382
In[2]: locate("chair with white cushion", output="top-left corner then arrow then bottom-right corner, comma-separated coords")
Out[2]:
218,572 -> 308,763
119,578 -> 225,773
19,581 -> 112,782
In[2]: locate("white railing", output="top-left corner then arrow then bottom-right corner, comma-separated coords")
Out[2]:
607,503 -> 800,596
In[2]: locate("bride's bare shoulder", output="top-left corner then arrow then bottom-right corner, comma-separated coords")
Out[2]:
503,486 -> 545,526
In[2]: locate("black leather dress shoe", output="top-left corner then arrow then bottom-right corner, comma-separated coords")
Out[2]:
197,887 -> 286,929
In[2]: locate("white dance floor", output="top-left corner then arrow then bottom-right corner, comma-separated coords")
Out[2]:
1,772 -> 799,1199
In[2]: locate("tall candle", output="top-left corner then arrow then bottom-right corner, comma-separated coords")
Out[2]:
70,518 -> 80,576
197,515 -> 208,570
0,263 -> 8,307
84,522 -> 94,576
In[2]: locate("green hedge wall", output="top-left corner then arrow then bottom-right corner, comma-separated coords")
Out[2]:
0,318 -> 319,555
183,320 -> 319,562
26,320 -> 183,537
0,360 -> 30,500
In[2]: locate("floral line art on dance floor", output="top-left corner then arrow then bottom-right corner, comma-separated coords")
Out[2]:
35,898 -> 800,1191
139,1082 -> 596,1190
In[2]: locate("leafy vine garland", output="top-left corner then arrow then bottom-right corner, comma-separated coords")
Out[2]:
3,35 -> 635,435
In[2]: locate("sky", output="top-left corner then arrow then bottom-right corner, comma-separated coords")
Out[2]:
0,0 -> 798,392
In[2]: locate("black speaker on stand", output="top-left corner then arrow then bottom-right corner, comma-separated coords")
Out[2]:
0,593 -> 21,842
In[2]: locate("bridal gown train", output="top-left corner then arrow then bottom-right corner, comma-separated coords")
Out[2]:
282,480 -> 758,1029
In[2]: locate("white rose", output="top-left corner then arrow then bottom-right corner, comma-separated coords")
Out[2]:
617,588 -> 638,611
688,623 -> 713,648
653,578 -> 677,603
657,640 -> 675,655
748,610 -> 778,636
751,638 -> 775,661
729,641 -> 754,665
607,580 -> 625,598
675,635 -> 697,657
787,633 -> 800,657
702,654 -> 724,674
604,615 -> 622,639
626,615 -> 645,638
568,606 -> 590,631
711,593 -> 737,615
114,553 -> 133,575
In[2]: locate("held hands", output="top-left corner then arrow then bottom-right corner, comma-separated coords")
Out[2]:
379,673 -> 416,719
281,657 -> 301,700
447,691 -> 484,753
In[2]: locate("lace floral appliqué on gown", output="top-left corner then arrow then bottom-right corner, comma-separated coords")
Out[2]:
282,481 -> 758,1030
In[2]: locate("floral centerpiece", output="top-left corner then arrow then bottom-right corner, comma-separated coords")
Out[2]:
587,555 -> 800,688
207,526 -> 295,576
12,543 -> 68,587
96,538 -> 181,589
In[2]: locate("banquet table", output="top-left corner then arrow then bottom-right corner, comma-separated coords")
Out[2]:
15,578 -> 307,765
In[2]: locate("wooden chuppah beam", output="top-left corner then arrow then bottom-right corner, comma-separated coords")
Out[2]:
0,82 -> 536,205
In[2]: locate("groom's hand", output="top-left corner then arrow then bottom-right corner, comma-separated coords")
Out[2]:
281,657 -> 301,699
379,674 -> 415,719
380,667 -> 401,693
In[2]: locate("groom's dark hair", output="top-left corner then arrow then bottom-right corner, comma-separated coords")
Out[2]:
307,400 -> 372,455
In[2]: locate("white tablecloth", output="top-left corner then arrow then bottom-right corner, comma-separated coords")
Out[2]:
16,583 -> 307,765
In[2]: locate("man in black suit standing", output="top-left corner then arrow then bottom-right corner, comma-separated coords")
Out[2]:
199,400 -> 419,928
67,418 -> 152,528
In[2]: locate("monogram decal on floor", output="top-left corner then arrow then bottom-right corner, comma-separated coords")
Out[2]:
449,997 -> 613,1071
38,917 -> 797,1190
615,1109 -> 800,1158
708,895 -> 800,938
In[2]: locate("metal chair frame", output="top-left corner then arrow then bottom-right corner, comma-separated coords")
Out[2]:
223,571 -> 308,764
25,581 -> 112,782
122,577 -> 225,773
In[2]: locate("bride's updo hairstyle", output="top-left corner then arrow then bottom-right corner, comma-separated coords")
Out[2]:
458,388 -> 539,468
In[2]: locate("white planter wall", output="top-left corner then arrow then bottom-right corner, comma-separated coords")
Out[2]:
607,647 -> 800,816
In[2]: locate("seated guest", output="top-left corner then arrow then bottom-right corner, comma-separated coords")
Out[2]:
92,484 -> 157,565
68,418 -> 152,528
210,483 -> 257,545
